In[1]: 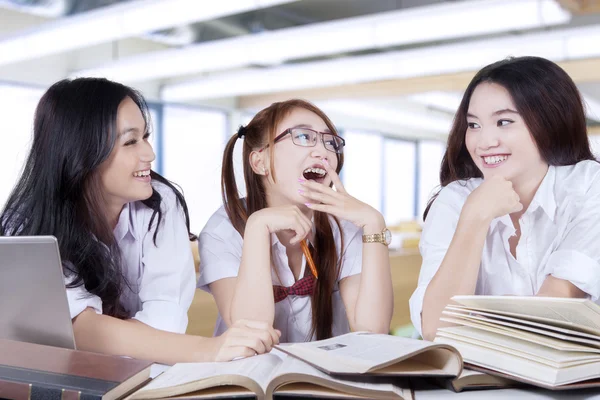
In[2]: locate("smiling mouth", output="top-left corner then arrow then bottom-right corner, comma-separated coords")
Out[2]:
133,170 -> 151,177
302,167 -> 327,181
482,155 -> 509,165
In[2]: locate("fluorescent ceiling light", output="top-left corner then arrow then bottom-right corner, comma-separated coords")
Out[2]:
408,92 -> 463,115
0,0 -> 297,66
75,0 -> 569,83
161,24 -> 600,101
318,100 -> 453,135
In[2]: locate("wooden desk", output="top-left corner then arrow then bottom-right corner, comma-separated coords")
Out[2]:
186,250 -> 423,337
389,249 -> 422,330
413,383 -> 600,399
186,287 -> 219,337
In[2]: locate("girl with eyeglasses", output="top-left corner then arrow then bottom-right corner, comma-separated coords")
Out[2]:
410,56 -> 600,342
198,99 -> 393,342
1,78 -> 279,363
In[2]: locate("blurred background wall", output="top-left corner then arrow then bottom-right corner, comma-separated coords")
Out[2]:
2,0 -> 600,335
4,0 -> 600,236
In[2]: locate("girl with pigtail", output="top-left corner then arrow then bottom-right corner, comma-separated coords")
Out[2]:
198,99 -> 393,342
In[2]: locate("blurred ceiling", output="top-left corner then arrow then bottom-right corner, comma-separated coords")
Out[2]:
0,0 -> 599,138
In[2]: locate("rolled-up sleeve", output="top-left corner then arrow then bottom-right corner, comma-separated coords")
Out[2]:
196,221 -> 243,292
543,193 -> 600,300
133,194 -> 196,333
65,273 -> 103,319
339,221 -> 363,280
409,186 -> 464,337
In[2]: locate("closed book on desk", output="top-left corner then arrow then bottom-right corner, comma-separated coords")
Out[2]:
0,338 -> 152,400
434,295 -> 600,390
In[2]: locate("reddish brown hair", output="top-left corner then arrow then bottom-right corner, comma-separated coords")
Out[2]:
221,99 -> 345,339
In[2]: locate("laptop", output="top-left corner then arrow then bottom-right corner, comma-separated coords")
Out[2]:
0,236 -> 76,349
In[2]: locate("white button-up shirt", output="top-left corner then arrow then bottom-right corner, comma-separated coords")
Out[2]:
410,160 -> 600,336
197,206 -> 363,343
66,182 -> 196,333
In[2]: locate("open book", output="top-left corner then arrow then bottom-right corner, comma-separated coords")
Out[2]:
434,295 -> 600,390
130,332 -> 464,400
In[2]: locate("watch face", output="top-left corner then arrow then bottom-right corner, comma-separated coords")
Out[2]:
384,229 -> 392,245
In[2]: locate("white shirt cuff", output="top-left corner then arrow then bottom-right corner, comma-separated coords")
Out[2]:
545,250 -> 600,301
409,286 -> 426,338
66,285 -> 102,319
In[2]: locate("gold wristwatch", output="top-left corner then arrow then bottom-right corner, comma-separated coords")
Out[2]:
362,229 -> 392,246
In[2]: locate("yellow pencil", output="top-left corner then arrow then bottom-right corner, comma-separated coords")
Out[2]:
300,240 -> 318,279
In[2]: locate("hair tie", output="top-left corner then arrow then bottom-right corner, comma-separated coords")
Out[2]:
237,125 -> 247,139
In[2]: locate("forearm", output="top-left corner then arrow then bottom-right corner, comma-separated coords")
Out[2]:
351,219 -> 393,333
537,275 -> 587,298
73,310 -> 217,364
421,212 -> 490,341
230,219 -> 275,325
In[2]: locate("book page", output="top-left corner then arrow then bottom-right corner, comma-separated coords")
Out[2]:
437,326 -> 600,366
435,331 -> 600,387
267,355 -> 411,399
277,332 -> 460,375
449,368 -> 516,391
132,353 -> 283,398
446,305 -> 600,342
441,311 -> 600,351
452,296 -> 600,334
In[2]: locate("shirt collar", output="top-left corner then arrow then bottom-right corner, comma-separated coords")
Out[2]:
113,202 -> 136,241
528,165 -> 556,222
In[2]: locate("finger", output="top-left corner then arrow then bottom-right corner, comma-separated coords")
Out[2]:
237,320 -> 280,345
216,346 -> 256,362
299,189 -> 336,205
263,327 -> 280,346
236,328 -> 274,352
322,158 -> 347,194
300,178 -> 342,196
294,208 -> 313,233
291,227 -> 310,244
285,218 -> 309,244
305,203 -> 335,215
514,202 -> 524,212
228,334 -> 267,355
293,205 -> 313,225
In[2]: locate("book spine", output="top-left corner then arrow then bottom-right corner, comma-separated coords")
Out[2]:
0,380 -> 101,400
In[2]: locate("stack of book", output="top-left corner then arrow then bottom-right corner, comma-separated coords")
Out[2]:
0,331 -> 516,400
7,296 -> 600,399
0,338 -> 152,399
434,295 -> 600,390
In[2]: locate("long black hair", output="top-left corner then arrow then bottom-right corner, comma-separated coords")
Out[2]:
424,56 -> 595,219
0,78 -> 194,318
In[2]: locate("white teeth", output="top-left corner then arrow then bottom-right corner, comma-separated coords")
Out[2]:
134,170 -> 150,177
303,167 -> 326,177
483,155 -> 508,165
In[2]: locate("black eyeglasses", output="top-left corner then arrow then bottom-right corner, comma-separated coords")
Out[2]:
259,127 -> 345,154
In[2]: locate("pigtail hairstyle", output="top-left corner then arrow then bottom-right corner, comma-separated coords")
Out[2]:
221,99 -> 345,339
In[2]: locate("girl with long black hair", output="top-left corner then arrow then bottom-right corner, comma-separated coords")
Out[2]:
410,56 -> 600,341
0,78 -> 279,363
